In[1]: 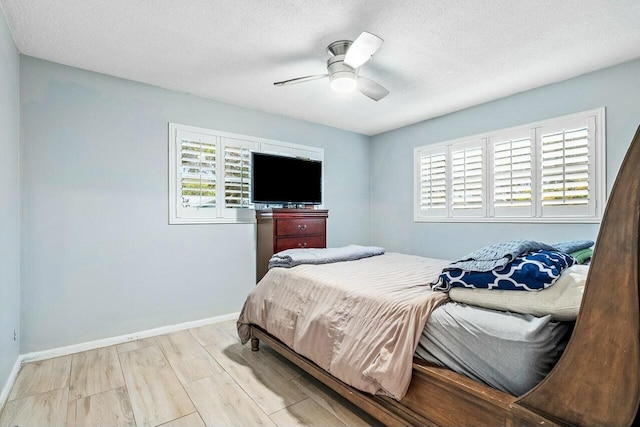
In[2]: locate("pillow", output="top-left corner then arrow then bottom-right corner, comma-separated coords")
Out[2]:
570,247 -> 593,264
436,250 -> 576,291
552,240 -> 593,253
449,265 -> 589,320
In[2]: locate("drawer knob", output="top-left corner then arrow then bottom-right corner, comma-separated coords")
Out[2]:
298,242 -> 308,248
298,224 -> 307,230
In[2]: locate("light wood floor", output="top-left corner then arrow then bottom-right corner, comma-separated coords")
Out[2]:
0,320 -> 377,427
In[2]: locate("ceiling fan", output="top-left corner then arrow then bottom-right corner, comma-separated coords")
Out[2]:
274,32 -> 389,101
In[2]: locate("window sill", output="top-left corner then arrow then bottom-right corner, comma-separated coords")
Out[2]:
413,216 -> 601,224
169,217 -> 257,225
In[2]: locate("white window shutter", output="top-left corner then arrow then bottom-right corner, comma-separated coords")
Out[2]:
490,130 -> 535,217
539,116 -> 596,218
174,130 -> 220,221
221,138 -> 259,220
412,108 -> 604,223
450,139 -> 486,217
415,148 -> 448,218
180,139 -> 217,209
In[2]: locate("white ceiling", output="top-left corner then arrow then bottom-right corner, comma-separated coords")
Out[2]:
2,0 -> 640,136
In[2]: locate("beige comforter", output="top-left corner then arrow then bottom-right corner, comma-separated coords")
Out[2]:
237,252 -> 450,400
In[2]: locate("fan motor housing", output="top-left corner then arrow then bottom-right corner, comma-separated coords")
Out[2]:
327,55 -> 355,74
327,39 -> 356,79
326,40 -> 352,56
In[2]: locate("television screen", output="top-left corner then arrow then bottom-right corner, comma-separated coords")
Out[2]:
251,152 -> 322,205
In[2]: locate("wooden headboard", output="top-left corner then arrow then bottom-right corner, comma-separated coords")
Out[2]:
517,125 -> 640,426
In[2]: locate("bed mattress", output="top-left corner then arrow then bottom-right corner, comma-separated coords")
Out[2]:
415,302 -> 572,396
238,252 -> 450,399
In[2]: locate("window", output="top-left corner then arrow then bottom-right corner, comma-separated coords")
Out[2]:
539,117 -> 596,218
489,129 -> 535,218
451,139 -> 485,216
169,124 -> 323,224
178,131 -> 217,213
416,148 -> 447,217
221,138 -> 255,219
414,108 -> 605,223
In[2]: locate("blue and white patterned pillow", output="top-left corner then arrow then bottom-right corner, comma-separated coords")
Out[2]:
435,250 -> 576,291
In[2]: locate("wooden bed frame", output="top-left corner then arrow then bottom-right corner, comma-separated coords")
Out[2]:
248,125 -> 640,427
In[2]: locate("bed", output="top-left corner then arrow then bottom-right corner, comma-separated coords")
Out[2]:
238,126 -> 640,427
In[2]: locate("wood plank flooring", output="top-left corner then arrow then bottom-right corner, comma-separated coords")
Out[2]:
0,320 -> 378,427
69,346 -> 124,400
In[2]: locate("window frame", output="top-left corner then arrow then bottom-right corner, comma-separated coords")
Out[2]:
169,123 -> 324,224
413,108 -> 606,223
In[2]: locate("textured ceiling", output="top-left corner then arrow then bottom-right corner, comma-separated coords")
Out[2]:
2,0 -> 640,135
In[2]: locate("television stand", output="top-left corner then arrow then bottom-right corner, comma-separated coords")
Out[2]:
256,209 -> 329,282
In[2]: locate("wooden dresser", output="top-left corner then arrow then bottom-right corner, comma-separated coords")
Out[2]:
256,209 -> 329,282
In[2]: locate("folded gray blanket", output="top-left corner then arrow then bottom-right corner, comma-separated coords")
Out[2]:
444,240 -> 556,272
552,240 -> 594,253
268,245 -> 385,269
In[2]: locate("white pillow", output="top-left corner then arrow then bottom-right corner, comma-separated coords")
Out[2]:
448,265 -> 589,320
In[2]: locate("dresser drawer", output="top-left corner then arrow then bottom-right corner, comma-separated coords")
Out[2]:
276,218 -> 325,237
275,235 -> 326,252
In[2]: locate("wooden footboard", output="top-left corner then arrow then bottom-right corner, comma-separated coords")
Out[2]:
251,325 -> 560,427
247,125 -> 640,427
250,326 -> 432,427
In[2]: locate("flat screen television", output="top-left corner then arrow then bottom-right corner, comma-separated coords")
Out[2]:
251,152 -> 322,205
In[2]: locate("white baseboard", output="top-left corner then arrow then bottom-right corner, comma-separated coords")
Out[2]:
21,311 -> 240,364
0,356 -> 23,413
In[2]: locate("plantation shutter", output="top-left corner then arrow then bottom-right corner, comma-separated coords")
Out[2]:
450,139 -> 486,216
223,143 -> 252,209
412,109 -> 603,223
221,138 -> 259,219
175,130 -> 218,220
539,116 -> 596,217
415,148 -> 447,217
490,130 -> 535,217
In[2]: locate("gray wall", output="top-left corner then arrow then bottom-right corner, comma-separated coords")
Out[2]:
0,8 -> 20,388
370,59 -> 640,260
19,57 -> 371,352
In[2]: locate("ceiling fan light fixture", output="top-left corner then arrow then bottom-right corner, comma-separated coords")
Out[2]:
329,71 -> 356,92
273,31 -> 388,101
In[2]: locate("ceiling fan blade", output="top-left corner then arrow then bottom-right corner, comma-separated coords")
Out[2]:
344,32 -> 383,69
357,76 -> 389,101
273,74 -> 329,86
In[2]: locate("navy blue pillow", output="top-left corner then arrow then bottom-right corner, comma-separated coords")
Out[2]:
436,250 -> 576,291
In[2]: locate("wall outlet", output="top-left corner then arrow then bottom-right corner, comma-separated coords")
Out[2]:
13,329 -> 17,341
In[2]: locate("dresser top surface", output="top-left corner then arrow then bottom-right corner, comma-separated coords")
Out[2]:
256,209 -> 328,220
